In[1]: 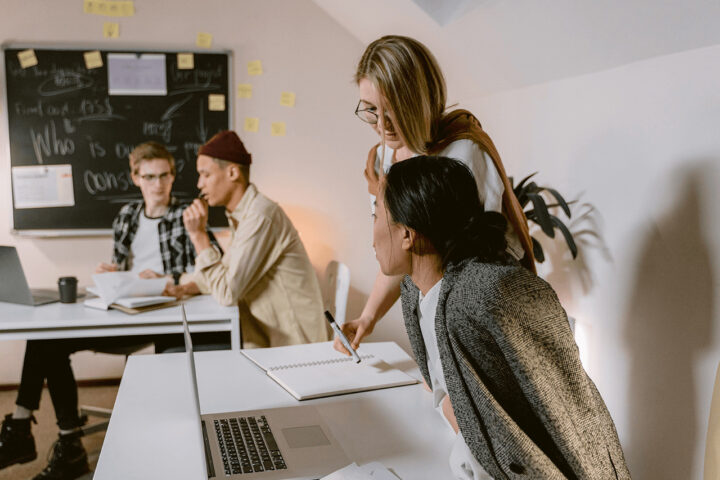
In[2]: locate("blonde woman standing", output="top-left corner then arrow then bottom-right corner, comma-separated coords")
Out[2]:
338,35 -> 535,353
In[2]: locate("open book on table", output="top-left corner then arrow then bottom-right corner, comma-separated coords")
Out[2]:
242,341 -> 418,401
84,272 -> 176,313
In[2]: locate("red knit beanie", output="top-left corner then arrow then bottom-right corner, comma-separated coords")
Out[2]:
198,130 -> 252,165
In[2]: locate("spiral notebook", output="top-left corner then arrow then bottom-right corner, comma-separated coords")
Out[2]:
241,341 -> 418,401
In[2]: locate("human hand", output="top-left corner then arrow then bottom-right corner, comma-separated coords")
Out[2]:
422,379 -> 432,393
441,395 -> 459,434
163,282 -> 200,299
332,315 -> 375,355
182,198 -> 209,234
95,262 -> 118,274
138,269 -> 164,279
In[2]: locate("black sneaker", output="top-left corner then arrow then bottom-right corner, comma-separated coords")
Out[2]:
0,413 -> 37,469
32,431 -> 90,480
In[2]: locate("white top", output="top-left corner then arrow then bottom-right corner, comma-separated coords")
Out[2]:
372,140 -> 523,260
129,213 -> 163,274
373,139 -> 503,212
418,279 -> 491,480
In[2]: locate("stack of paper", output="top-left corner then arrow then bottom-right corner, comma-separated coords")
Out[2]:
84,272 -> 176,313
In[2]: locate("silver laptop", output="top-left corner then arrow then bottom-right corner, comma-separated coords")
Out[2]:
0,246 -> 59,306
181,304 -> 350,479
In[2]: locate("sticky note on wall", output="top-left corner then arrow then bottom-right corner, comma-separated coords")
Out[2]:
271,122 -> 286,137
103,22 -> 120,38
17,49 -> 38,69
177,53 -> 194,70
244,118 -> 259,132
84,51 -> 103,69
84,0 -> 135,17
247,60 -> 263,76
196,32 -> 213,48
208,94 -> 225,111
237,84 -> 252,99
279,92 -> 296,107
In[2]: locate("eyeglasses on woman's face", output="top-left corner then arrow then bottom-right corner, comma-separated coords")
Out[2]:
354,100 -> 393,128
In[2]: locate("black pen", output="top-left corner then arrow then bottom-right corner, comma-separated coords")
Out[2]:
324,311 -> 361,363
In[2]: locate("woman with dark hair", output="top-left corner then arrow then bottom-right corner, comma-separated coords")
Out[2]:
339,34 -> 535,355
373,156 -> 630,479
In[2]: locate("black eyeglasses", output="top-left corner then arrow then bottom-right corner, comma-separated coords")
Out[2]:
139,171 -> 173,183
354,100 -> 392,127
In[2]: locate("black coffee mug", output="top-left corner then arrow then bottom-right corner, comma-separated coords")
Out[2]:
58,276 -> 78,303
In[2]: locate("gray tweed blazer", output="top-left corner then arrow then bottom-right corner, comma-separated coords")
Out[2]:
400,259 -> 631,479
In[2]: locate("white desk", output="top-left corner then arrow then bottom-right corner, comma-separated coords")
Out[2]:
94,342 -> 454,479
0,295 -> 241,350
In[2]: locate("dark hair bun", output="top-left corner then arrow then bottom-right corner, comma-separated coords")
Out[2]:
444,211 -> 508,265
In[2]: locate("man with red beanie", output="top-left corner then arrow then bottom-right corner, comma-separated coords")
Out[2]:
168,130 -> 329,347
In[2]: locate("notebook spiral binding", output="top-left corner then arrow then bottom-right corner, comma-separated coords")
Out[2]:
269,354 -> 375,371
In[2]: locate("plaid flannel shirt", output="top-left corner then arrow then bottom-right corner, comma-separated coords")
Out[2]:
111,198 -> 221,276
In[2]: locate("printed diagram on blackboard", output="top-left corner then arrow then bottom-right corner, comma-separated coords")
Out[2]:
107,53 -> 166,95
4,47 -> 231,232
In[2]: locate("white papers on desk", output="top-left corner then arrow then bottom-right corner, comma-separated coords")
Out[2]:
84,272 -> 173,310
321,462 -> 401,480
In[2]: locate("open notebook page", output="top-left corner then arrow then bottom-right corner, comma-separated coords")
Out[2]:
242,341 -> 418,401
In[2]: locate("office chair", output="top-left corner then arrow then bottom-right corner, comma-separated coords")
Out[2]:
322,261 -> 350,325
705,362 -> 720,479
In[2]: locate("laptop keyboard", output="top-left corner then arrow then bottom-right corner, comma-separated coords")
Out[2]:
214,416 -> 287,476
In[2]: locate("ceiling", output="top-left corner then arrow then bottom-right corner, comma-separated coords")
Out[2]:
311,0 -> 720,100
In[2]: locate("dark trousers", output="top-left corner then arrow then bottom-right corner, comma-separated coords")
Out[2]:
15,336 -> 153,430
14,332 -> 230,430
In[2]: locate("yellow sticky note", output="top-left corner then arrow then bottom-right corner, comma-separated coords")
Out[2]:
237,84 -> 252,99
103,22 -> 120,38
270,122 -> 286,137
279,92 -> 296,107
84,51 -> 103,69
17,49 -> 38,69
177,53 -> 194,70
84,0 -> 134,17
244,117 -> 259,133
247,60 -> 263,76
196,32 -> 213,48
208,94 -> 225,111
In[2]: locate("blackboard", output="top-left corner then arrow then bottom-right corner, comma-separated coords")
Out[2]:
3,46 -> 232,234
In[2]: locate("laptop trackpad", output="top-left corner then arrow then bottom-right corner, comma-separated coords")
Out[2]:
281,425 -> 330,448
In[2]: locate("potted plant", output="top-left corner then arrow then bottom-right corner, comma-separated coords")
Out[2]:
511,172 -> 577,263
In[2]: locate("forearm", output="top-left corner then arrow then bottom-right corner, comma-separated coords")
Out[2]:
189,231 -> 212,254
360,271 -> 402,324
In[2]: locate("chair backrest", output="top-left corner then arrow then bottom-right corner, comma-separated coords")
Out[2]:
322,261 -> 351,325
705,362 -> 720,479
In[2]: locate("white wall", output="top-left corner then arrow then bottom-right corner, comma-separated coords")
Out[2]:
0,0 -> 392,383
468,44 -> 720,480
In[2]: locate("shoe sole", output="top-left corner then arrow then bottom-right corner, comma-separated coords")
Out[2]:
0,451 -> 38,468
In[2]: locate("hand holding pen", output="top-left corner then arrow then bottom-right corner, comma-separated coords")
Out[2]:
325,311 -> 361,363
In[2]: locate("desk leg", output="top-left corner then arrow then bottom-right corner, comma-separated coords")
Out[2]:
230,311 -> 241,351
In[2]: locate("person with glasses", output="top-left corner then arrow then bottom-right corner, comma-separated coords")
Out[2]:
97,141 -> 219,280
0,142 -> 220,480
336,35 -> 536,356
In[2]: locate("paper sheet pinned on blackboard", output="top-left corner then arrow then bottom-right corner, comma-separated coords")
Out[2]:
107,53 -> 167,95
12,165 -> 75,209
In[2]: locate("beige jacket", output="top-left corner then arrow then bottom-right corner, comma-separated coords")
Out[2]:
190,184 -> 329,348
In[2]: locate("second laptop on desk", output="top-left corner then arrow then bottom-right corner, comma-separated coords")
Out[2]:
241,341 -> 418,401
